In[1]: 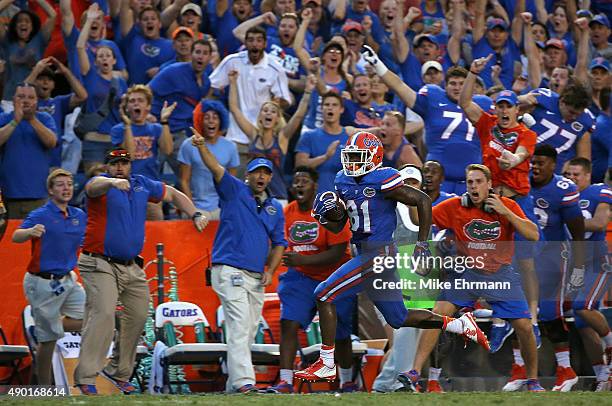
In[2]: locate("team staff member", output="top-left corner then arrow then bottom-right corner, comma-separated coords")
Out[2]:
267,167 -> 355,394
192,129 -> 286,394
74,148 -> 208,395
12,169 -> 86,386
460,56 -> 541,351
402,164 -> 544,393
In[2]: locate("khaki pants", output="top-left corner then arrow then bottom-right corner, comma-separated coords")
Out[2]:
211,264 -> 264,392
74,253 -> 150,384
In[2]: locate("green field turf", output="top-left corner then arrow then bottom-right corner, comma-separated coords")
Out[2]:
2,392 -> 610,405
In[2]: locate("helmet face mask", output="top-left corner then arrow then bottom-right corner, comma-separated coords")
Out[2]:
341,131 -> 384,177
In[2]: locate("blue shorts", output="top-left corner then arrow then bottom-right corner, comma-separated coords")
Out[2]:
573,254 -> 611,329
536,243 -> 569,322
441,180 -> 466,195
439,265 -> 531,320
314,248 -> 409,329
278,269 -> 355,340
513,194 -> 544,260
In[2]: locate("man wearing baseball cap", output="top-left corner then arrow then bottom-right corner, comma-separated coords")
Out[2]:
421,60 -> 443,86
589,14 -> 612,63
471,9 -> 522,88
586,57 -> 610,116
399,33 -> 443,91
74,147 -> 207,394
179,3 -> 203,38
191,130 -> 287,393
159,27 -> 195,71
543,38 -> 568,79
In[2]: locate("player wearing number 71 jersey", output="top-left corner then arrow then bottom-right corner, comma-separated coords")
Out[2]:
294,131 -> 490,383
361,45 -> 494,195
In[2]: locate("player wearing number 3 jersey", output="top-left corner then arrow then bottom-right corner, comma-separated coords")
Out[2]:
294,131 -> 490,383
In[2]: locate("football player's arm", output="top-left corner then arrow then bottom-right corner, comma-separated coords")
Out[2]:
284,242 -> 348,267
576,132 -> 591,161
191,127 -> 225,183
361,46 -> 416,108
585,202 -> 610,232
386,185 -> 432,242
460,56 -> 490,124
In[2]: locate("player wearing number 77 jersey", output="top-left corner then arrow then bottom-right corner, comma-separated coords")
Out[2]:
361,45 -> 494,195
294,131 -> 490,383
517,84 -> 594,174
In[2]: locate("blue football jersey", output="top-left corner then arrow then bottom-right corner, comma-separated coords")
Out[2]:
529,88 -> 596,173
579,183 -> 612,242
412,84 -> 493,181
531,174 -> 582,243
335,166 -> 404,246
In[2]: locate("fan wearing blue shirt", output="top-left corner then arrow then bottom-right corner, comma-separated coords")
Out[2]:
518,84 -> 594,173
471,4 -> 522,89
0,83 -> 57,219
178,100 -> 240,220
214,0 -> 255,58
25,57 -> 88,168
149,39 -> 213,177
59,0 -> 128,81
111,85 -> 175,219
118,4 -> 175,85
296,92 -> 353,194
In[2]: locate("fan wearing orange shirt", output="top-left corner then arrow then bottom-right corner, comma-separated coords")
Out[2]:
408,164 -> 545,392
460,54 -> 542,355
266,166 -> 356,393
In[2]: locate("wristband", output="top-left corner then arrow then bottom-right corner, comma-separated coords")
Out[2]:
8,120 -> 17,128
192,211 -> 203,221
470,70 -> 479,75
160,121 -> 169,125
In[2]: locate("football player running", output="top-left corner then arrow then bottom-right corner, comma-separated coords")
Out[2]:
294,131 -> 490,383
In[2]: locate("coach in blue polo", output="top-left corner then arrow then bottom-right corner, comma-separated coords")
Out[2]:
191,129 -> 286,394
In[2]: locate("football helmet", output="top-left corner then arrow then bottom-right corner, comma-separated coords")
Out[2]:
341,131 -> 384,177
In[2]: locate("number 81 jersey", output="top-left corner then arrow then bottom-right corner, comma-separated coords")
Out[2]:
334,166 -> 404,247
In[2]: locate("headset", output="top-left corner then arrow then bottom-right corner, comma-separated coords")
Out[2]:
460,188 -> 495,213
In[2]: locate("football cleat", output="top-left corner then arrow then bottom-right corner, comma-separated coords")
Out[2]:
427,380 -> 444,393
459,312 -> 491,351
552,366 -> 578,392
502,364 -> 527,392
294,358 -> 337,382
397,369 -> 421,392
488,322 -> 514,353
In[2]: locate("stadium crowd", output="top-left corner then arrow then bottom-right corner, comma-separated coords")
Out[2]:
0,0 -> 611,396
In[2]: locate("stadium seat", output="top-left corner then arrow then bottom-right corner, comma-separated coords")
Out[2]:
155,301 -> 226,393
0,325 -> 29,385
